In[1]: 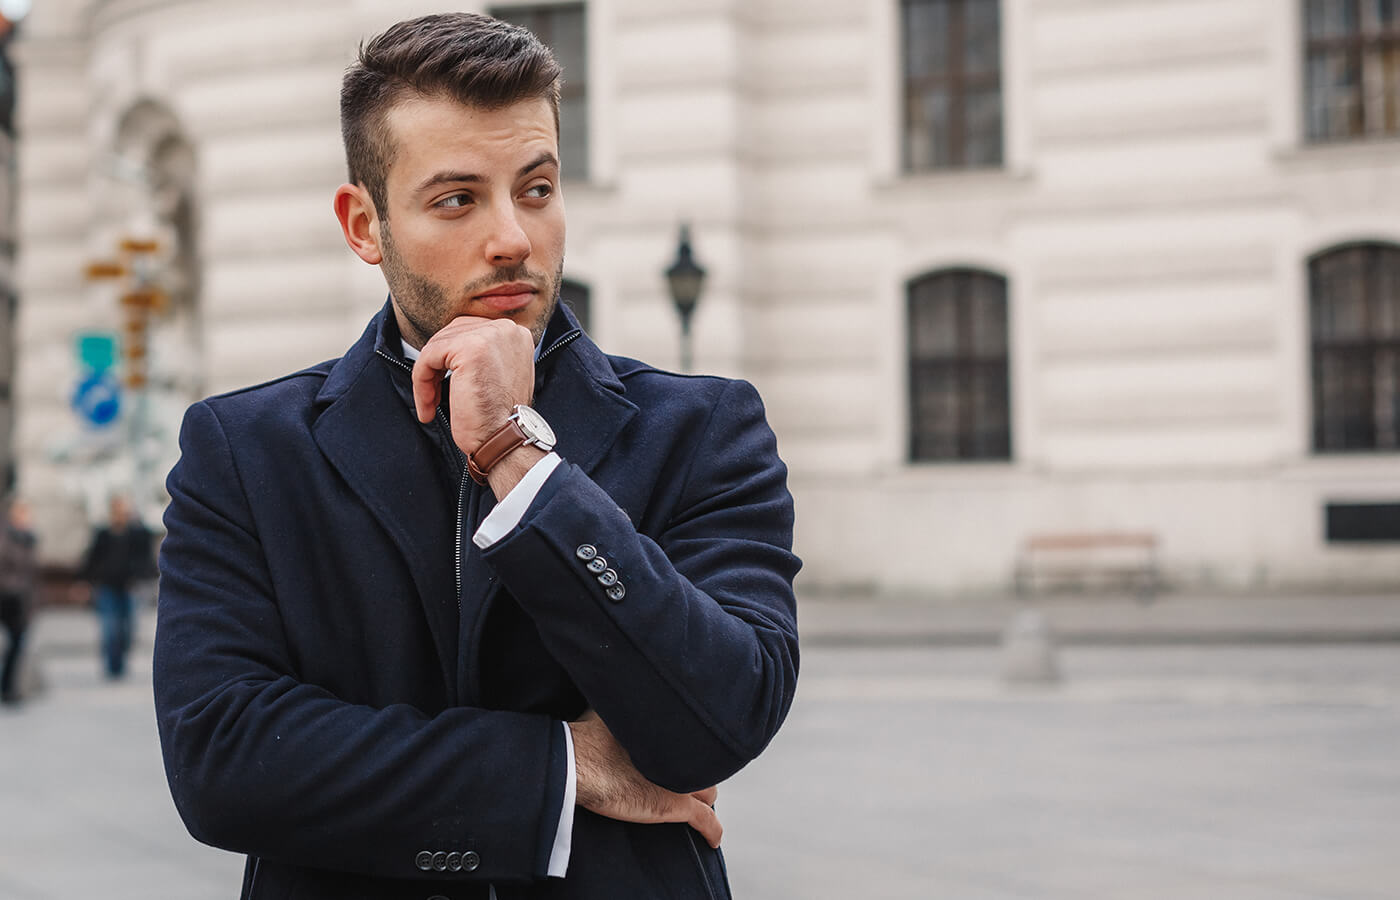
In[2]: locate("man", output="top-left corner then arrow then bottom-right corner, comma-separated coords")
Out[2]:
0,497 -> 37,705
80,495 -> 155,679
153,12 -> 800,900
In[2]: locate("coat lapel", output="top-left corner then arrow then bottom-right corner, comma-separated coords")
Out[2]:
311,329 -> 460,695
536,340 -> 636,476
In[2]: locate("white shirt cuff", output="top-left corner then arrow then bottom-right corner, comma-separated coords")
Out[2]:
547,721 -> 577,878
472,452 -> 562,549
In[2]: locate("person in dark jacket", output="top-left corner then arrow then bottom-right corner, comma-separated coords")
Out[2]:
154,12 -> 799,900
80,495 -> 155,679
0,497 -> 37,704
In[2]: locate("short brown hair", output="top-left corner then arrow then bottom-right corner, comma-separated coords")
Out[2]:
341,13 -> 562,218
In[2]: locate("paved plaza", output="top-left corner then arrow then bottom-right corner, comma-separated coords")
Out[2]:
2,608 -> 1398,899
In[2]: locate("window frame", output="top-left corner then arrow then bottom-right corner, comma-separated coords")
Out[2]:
906,268 -> 1013,462
1302,0 -> 1400,143
900,0 -> 1005,172
1309,241 -> 1400,453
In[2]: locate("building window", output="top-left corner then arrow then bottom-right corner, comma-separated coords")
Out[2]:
1311,243 -> 1400,452
1303,0 -> 1400,142
901,0 -> 1003,171
491,3 -> 589,180
908,269 -> 1011,461
560,278 -> 590,332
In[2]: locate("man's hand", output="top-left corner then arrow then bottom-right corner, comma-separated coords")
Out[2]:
569,710 -> 723,848
411,315 -> 537,486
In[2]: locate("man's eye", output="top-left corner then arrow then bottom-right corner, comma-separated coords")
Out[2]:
523,183 -> 553,200
437,194 -> 472,209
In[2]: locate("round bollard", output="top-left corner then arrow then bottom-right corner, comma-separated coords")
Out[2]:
1000,608 -> 1061,685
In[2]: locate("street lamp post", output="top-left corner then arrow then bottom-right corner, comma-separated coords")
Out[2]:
664,224 -> 706,373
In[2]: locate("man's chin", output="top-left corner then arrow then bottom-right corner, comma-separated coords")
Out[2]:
477,296 -> 556,345
528,294 -> 559,345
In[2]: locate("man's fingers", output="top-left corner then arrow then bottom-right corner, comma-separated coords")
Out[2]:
410,339 -> 455,425
410,363 -> 441,424
686,796 -> 723,849
407,315 -> 534,431
569,708 -> 723,847
409,316 -> 487,424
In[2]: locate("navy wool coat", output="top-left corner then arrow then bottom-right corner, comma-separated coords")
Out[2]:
153,302 -> 801,900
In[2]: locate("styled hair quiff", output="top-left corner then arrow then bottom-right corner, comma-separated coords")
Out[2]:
340,12 -> 562,218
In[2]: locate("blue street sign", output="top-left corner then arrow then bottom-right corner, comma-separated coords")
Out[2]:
72,371 -> 121,427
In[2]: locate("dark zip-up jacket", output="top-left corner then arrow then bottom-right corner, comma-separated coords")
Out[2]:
81,523 -> 156,591
153,301 -> 800,900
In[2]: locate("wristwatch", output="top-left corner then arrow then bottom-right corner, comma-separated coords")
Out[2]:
465,404 -> 556,484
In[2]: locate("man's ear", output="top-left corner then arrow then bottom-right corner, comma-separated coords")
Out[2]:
333,183 -> 383,265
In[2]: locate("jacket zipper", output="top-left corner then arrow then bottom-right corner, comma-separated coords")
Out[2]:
375,327 -> 580,605
375,349 -> 468,607
536,328 -> 581,365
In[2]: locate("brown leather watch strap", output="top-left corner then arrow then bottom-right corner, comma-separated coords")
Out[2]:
466,417 -> 529,484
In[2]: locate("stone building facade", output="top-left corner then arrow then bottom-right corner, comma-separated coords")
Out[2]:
0,14 -> 17,496
11,0 -> 1400,593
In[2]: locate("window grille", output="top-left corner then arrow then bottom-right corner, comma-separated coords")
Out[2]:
908,269 -> 1012,461
1310,243 -> 1400,452
902,0 -> 1003,170
1303,0 -> 1400,141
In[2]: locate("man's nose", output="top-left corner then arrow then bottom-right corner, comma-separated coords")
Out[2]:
484,204 -> 531,264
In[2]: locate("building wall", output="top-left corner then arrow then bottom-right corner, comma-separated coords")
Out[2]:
12,0 -> 1400,591
15,0 -> 365,558
749,0 -> 1400,594
0,116 -> 15,488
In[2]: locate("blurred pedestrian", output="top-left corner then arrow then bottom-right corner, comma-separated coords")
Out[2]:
80,495 -> 155,679
0,497 -> 37,705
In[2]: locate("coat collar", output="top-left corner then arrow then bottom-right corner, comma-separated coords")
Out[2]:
310,299 -> 637,695
314,299 -> 625,408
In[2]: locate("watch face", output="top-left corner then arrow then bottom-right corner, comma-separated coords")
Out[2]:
514,405 -> 556,446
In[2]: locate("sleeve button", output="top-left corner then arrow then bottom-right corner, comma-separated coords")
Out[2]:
415,850 -> 434,871
431,851 -> 448,871
446,851 -> 462,872
597,568 -> 618,587
586,556 -> 607,574
575,544 -> 597,560
462,850 -> 481,872
606,583 -> 626,603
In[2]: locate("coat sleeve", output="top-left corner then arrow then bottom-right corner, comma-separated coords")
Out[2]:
153,401 -> 568,883
481,378 -> 801,792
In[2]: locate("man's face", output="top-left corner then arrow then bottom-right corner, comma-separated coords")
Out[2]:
374,95 -> 565,348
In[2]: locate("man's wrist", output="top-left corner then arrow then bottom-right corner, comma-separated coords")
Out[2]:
485,444 -> 549,500
471,451 -> 561,549
467,404 -> 556,486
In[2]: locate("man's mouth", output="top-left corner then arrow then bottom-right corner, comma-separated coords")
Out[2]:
473,282 -> 538,313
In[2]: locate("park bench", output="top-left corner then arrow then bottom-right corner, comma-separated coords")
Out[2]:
1013,531 -> 1160,603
